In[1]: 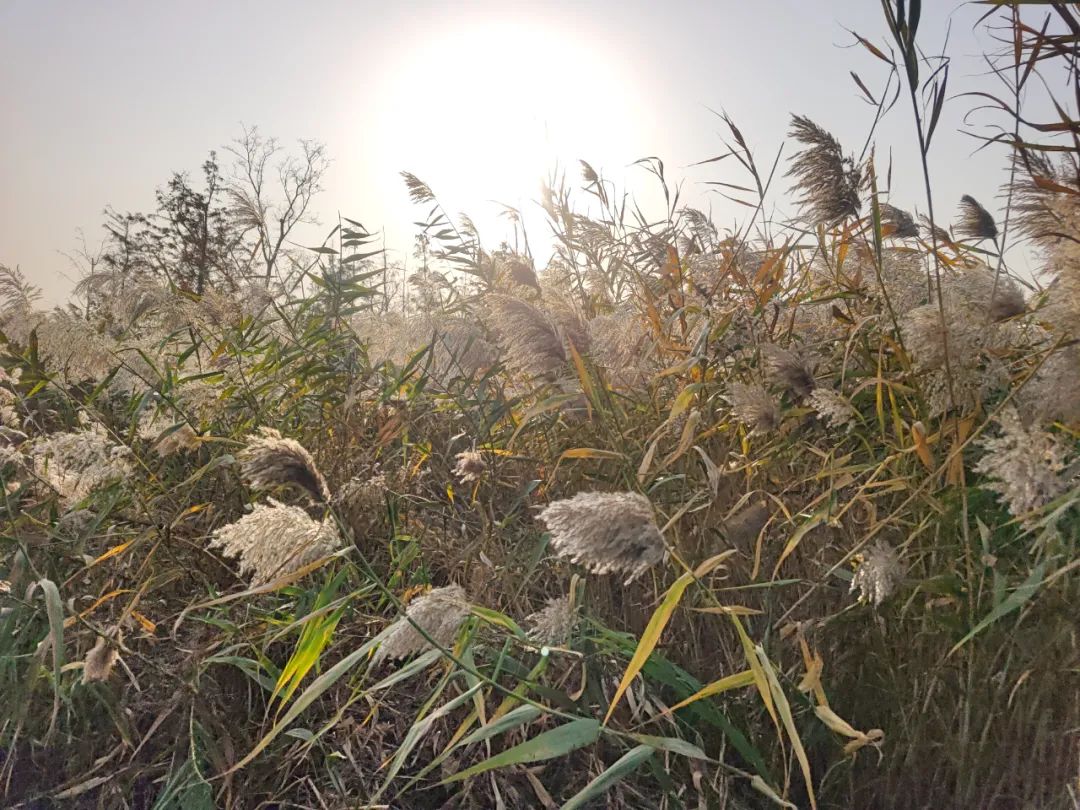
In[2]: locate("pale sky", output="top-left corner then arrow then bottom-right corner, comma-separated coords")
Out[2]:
0,1 -> 1056,306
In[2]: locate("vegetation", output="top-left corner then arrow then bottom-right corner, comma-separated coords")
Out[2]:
2,3 -> 1079,807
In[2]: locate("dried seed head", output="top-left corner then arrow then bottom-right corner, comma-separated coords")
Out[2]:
956,195 -> 998,241
808,388 -> 857,429
30,423 -> 132,506
850,541 -> 903,607
239,427 -> 329,503
401,171 -> 436,204
209,499 -> 342,586
331,472 -> 391,543
943,267 -> 1026,322
373,584 -> 469,666
857,247 -> 931,314
82,633 -> 121,684
786,115 -> 862,225
453,451 -> 487,484
587,308 -> 656,387
486,294 -> 589,378
525,595 -> 577,647
761,344 -> 816,398
729,382 -> 781,434
920,214 -> 953,246
880,204 -> 919,238
1018,344 -> 1080,426
973,406 -> 1073,523
538,491 -> 667,583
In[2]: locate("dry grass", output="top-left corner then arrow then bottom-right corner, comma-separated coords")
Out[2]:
1,4 -> 1079,809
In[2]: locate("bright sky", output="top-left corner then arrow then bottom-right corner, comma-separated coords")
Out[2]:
0,1 -> 1054,306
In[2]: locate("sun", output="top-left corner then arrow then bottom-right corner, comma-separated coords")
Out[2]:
369,19 -> 642,222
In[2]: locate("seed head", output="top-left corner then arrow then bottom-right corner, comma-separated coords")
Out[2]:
30,423 -> 132,506
372,584 -> 469,666
880,204 -> 919,238
453,451 -> 487,484
762,344 -> 815,398
82,633 -> 121,684
209,499 -> 342,586
808,388 -> 857,429
486,294 -> 589,379
956,195 -> 998,241
786,115 -> 862,225
538,491 -> 666,583
525,595 -> 577,647
729,382 -> 781,434
973,406 -> 1073,523
239,427 -> 329,503
850,541 -> 903,607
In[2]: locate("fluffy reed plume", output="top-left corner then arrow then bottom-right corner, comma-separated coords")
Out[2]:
855,247 -> 929,314
808,388 -> 857,429
973,406 -> 1073,522
82,632 -> 121,684
372,584 -> 469,666
728,382 -> 781,434
21,311 -> 117,383
525,595 -> 576,646
901,304 -> 982,413
920,215 -> 953,246
786,115 -> 862,225
586,308 -> 655,387
956,195 -> 999,242
537,492 -> 666,583
880,204 -> 919,238
239,427 -> 329,503
30,423 -> 132,506
943,267 -> 1026,322
761,344 -> 815,398
1019,344 -> 1080,426
723,500 -> 771,546
850,540 -> 903,607
331,472 -> 390,542
209,499 -> 342,586
400,171 -> 436,204
0,366 -> 20,428
453,451 -> 486,484
486,294 -> 589,378
491,252 -> 541,292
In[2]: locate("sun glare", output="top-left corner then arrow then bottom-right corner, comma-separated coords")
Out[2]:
371,20 -> 642,217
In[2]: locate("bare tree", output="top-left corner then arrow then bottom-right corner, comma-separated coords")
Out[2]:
225,126 -> 328,283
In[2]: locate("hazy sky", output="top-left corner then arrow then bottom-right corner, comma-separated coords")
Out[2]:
0,1 -> 1053,305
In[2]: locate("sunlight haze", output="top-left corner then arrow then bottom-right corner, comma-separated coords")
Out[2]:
0,1 -> 1043,303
